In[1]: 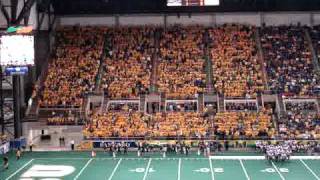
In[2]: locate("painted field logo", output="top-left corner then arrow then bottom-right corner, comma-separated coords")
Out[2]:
20,165 -> 75,180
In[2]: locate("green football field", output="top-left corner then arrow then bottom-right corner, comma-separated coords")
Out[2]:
1,151 -> 320,180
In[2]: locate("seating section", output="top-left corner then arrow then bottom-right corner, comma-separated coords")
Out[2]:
213,109 -> 275,139
158,25 -> 206,99
151,112 -> 209,137
40,27 -> 105,106
278,102 -> 320,139
84,112 -> 148,137
101,27 -> 154,99
36,25 -> 320,140
84,111 -> 209,138
260,26 -> 319,96
210,25 -> 264,97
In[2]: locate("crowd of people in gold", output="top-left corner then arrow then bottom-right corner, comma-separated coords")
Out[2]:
40,26 -> 105,106
158,25 -> 206,99
102,27 -> 154,99
210,25 -> 264,97
38,25 -> 320,140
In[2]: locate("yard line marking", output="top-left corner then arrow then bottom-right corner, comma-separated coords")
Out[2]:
6,159 -> 34,180
107,158 -> 122,180
239,159 -> 250,180
74,158 -> 93,180
271,161 -> 285,180
300,159 -> 320,180
142,158 -> 152,180
209,158 -> 215,180
178,158 -> 181,180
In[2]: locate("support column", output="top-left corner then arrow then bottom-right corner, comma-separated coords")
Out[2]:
13,75 -> 22,138
0,66 -> 4,134
20,75 -> 26,112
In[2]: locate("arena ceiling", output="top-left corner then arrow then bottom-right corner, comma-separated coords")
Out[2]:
51,0 -> 320,15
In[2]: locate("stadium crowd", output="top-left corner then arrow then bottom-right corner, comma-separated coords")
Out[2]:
84,111 -> 210,138
209,25 -> 264,97
278,102 -> 320,139
35,24 -> 320,142
158,25 -> 206,99
40,26 -> 105,106
260,25 -> 320,96
213,108 -> 275,139
102,27 -> 154,99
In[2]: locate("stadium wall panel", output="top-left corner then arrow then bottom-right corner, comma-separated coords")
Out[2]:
263,12 -> 311,26
119,15 -> 163,25
57,12 -> 320,27
215,13 -> 261,26
167,14 -> 212,25
59,16 -> 115,26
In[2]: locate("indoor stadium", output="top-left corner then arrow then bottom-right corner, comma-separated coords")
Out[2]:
1,0 -> 320,179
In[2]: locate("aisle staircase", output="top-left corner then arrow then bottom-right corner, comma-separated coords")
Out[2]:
95,33 -> 111,91
198,93 -> 204,112
304,28 -> 320,72
277,94 -> 286,117
254,28 -> 269,91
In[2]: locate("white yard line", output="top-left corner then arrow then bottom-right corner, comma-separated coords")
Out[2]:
271,161 -> 285,180
142,158 -> 152,180
239,159 -> 250,180
5,159 -> 34,180
300,159 -> 320,180
74,158 -> 93,180
177,158 -> 181,180
107,158 -> 122,180
209,158 -> 215,180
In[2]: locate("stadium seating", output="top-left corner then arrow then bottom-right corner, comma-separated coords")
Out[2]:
84,111 -> 149,138
260,25 -> 320,96
101,26 -> 154,99
158,25 -> 206,99
40,26 -> 105,106
36,24 -> 320,140
213,108 -> 275,139
209,25 -> 264,97
278,102 -> 320,139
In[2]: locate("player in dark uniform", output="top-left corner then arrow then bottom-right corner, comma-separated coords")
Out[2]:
3,157 -> 9,170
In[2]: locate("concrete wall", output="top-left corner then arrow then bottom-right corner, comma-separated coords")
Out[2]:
215,13 -> 261,26
167,14 -> 213,25
119,15 -> 163,25
59,16 -> 115,26
263,12 -> 311,26
57,12 -> 320,27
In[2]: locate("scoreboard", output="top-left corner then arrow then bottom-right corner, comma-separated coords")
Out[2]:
0,35 -> 35,66
167,0 -> 219,6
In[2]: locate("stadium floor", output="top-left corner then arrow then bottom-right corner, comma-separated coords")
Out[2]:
1,151 -> 320,180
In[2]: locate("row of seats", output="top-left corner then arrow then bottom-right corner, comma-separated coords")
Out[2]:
84,109 -> 277,139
